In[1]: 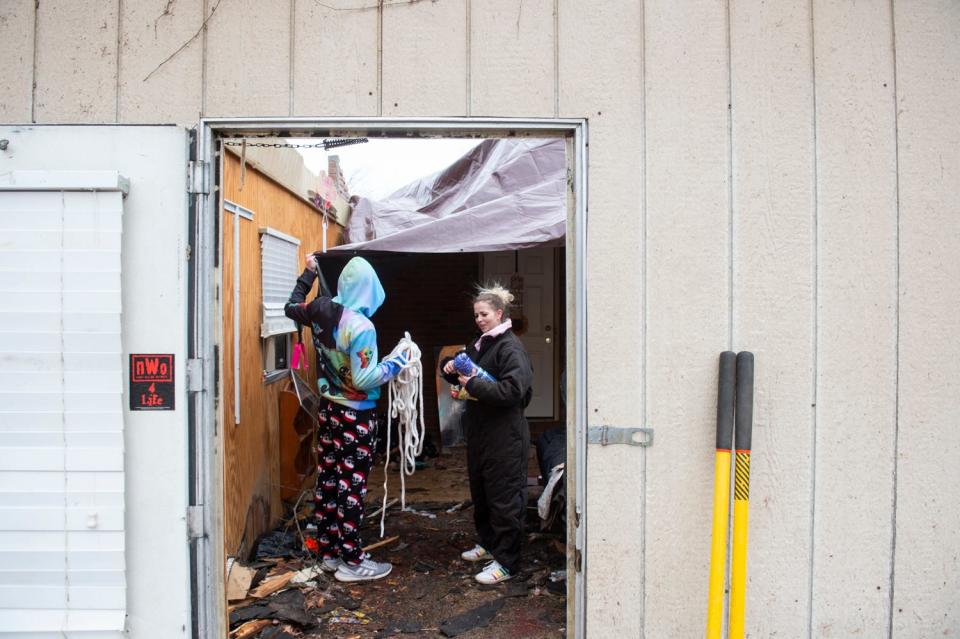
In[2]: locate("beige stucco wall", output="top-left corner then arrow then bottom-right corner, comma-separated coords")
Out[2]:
1,1 -> 957,637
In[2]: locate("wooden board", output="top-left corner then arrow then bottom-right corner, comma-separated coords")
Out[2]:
222,151 -> 341,556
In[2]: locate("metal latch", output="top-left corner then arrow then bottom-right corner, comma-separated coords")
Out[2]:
587,425 -> 654,447
188,160 -> 209,195
186,505 -> 205,539
186,358 -> 204,392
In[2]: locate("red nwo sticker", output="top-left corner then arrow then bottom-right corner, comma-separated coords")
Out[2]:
130,354 -> 175,410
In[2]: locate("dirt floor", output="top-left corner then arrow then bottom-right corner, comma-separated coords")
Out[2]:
228,447 -> 567,639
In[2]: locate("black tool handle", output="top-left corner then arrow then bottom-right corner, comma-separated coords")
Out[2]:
735,351 -> 754,451
717,351 -> 737,450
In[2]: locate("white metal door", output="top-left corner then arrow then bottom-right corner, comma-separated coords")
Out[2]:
0,126 -> 191,638
482,247 -> 556,417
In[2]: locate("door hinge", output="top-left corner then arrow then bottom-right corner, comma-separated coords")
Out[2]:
186,505 -> 205,539
188,160 -> 210,195
186,358 -> 204,392
587,425 -> 654,447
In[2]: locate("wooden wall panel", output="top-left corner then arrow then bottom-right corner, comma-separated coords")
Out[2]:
221,151 -> 339,555
205,0 -> 290,117
643,0 -> 731,635
892,1 -> 960,636
557,0 -> 643,635
470,0 -> 555,116
34,0 -> 118,122
729,0 -> 816,635
812,0 -> 899,634
118,0 -> 204,123
381,0 -> 467,116
0,0 -> 35,122
292,0 -> 379,116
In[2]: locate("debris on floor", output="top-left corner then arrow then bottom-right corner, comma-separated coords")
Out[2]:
226,448 -> 566,638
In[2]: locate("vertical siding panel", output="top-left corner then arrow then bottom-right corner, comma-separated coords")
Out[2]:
558,0 -> 643,634
729,0 -> 815,635
812,0 -> 898,635
292,1 -> 378,116
470,0 -> 554,116
118,0 -> 204,125
643,0 -> 730,635
205,0 -> 290,117
34,1 -> 119,123
381,0 -> 467,116
0,1 -> 35,122
892,2 -> 960,636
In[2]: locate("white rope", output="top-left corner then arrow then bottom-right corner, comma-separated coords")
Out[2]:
379,331 -> 425,537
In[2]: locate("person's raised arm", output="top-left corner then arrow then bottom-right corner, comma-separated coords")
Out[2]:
284,254 -> 318,324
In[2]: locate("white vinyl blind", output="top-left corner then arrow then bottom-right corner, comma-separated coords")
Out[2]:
0,181 -> 126,634
260,228 -> 300,338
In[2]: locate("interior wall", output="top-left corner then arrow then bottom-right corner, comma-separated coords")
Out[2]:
4,1 -> 959,636
221,151 -> 341,557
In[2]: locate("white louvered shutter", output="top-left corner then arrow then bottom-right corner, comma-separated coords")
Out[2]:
260,228 -> 300,338
0,181 -> 126,634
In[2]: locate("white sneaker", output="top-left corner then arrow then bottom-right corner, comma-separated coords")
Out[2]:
475,560 -> 512,585
320,557 -> 343,573
334,558 -> 393,582
460,544 -> 491,562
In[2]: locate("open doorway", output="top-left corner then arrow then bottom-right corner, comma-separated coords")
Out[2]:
194,120 -> 585,639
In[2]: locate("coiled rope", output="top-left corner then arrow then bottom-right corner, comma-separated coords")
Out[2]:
379,331 -> 425,537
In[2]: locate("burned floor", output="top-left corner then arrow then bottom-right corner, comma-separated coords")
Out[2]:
227,448 -> 568,639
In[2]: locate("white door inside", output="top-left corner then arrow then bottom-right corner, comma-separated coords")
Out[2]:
482,247 -> 556,418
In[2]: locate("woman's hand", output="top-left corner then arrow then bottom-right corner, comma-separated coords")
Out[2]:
306,253 -> 318,272
443,360 -> 456,375
457,372 -> 476,386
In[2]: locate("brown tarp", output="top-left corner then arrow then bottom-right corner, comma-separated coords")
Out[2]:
331,138 -> 566,253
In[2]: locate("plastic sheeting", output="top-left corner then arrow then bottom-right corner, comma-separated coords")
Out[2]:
332,138 -> 566,253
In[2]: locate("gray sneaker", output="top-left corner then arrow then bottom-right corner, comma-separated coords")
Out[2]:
334,558 -> 393,582
320,557 -> 343,573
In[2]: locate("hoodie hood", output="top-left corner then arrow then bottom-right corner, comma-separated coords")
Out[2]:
333,256 -> 385,317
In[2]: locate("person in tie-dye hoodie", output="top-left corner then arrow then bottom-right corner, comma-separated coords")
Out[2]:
285,255 -> 407,583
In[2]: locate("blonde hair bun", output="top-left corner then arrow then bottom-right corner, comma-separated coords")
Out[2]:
474,283 -> 514,311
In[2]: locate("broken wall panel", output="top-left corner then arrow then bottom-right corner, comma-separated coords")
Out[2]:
118,0 -> 204,123
811,0 -> 899,634
729,0 -> 816,635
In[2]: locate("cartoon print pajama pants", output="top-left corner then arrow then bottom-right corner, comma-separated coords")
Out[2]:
314,399 -> 377,566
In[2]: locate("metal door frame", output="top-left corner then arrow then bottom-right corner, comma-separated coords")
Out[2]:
189,117 -> 589,639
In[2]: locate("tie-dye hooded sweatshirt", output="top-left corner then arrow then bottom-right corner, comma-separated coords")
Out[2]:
285,256 -> 401,409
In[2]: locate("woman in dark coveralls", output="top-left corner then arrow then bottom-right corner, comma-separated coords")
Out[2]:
441,284 -> 533,585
